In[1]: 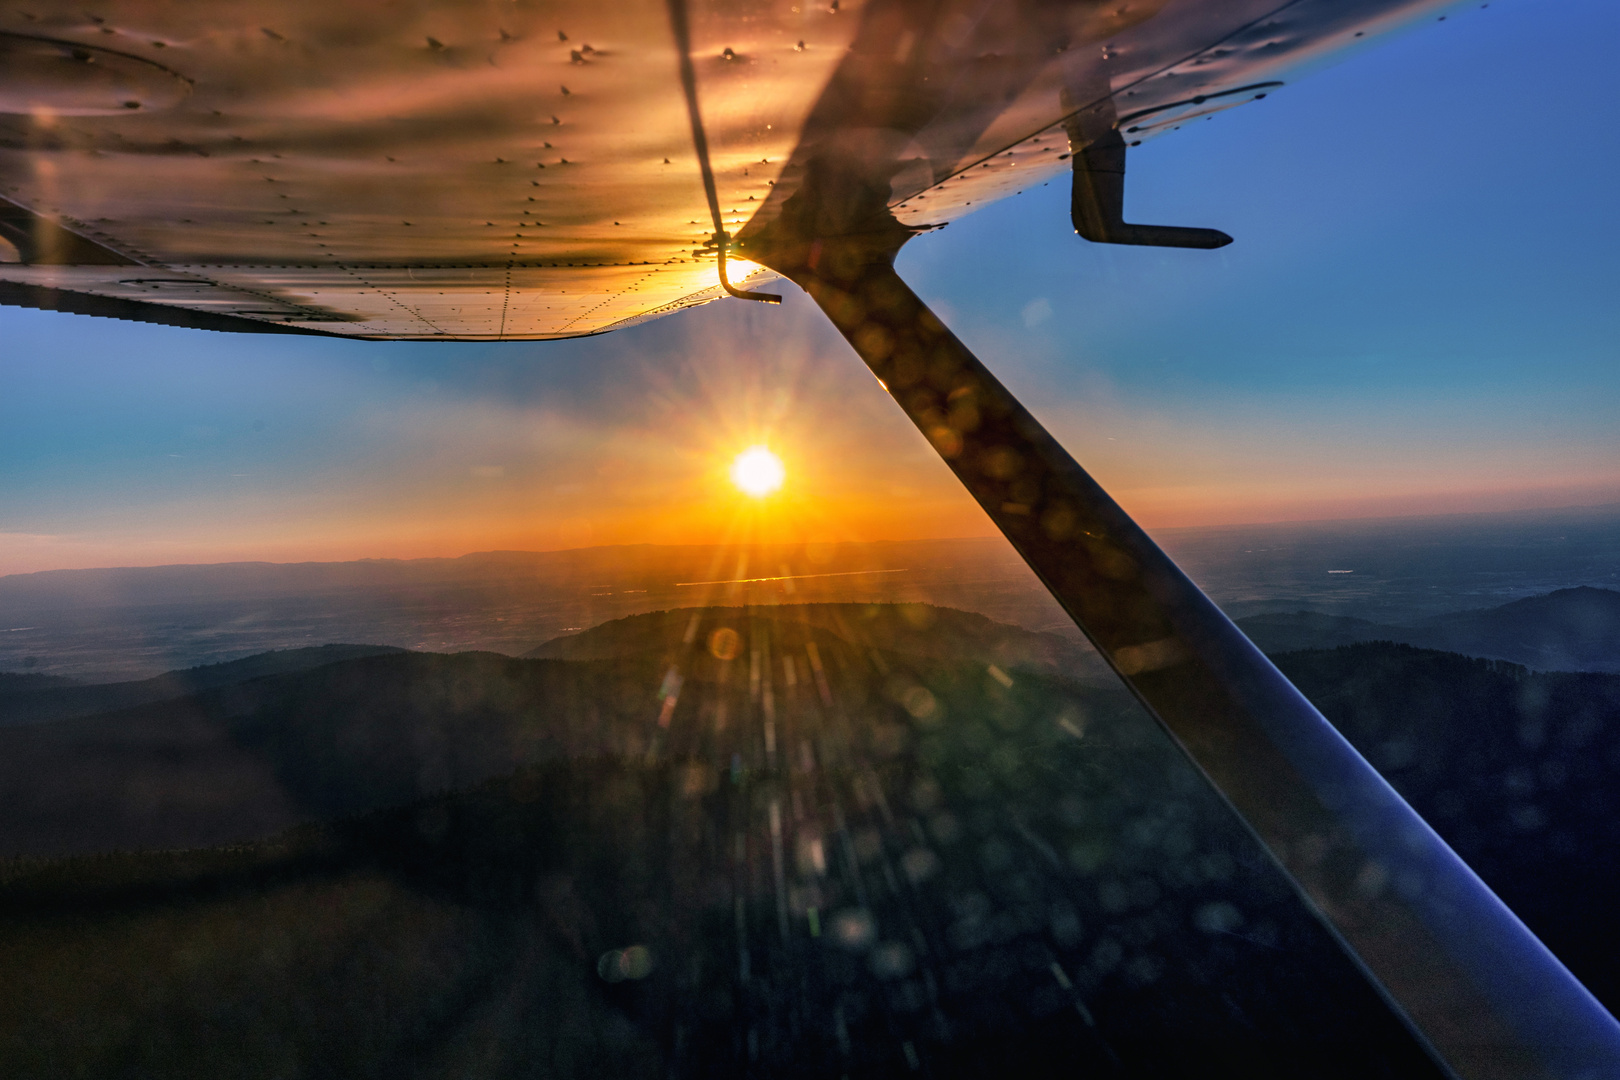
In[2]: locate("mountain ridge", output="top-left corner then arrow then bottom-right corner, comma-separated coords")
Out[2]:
526,602 -> 1111,682
0,604 -> 1118,859
0,644 -> 408,727
1237,586 -> 1620,671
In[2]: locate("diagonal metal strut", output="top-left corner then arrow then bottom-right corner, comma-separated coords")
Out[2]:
665,0 -> 781,305
751,218 -> 1620,1080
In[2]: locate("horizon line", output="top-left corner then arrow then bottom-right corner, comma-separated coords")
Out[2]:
5,499 -> 1620,579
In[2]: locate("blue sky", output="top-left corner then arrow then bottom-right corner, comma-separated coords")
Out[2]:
3,0 -> 1617,572
901,0 -> 1620,521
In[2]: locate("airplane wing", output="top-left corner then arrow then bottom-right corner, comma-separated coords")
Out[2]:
4,0 -> 1433,339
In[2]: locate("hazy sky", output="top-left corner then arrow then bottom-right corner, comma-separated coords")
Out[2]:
3,0 -> 1618,574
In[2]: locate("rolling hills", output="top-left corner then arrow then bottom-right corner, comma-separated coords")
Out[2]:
0,605 -> 1440,1079
0,643 -> 406,727
526,602 -> 1111,681
3,599 -> 1620,1077
1237,586 -> 1620,671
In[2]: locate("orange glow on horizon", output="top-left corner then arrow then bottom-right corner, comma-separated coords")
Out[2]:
7,294 -> 1619,577
7,476 -> 1620,576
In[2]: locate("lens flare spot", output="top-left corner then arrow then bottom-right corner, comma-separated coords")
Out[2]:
730,446 -> 784,498
708,626 -> 741,660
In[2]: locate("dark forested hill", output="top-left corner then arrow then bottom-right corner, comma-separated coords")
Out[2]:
0,608 -> 1102,860
1274,642 -> 1620,1007
528,603 -> 1111,683
0,649 -> 673,857
0,643 -> 407,727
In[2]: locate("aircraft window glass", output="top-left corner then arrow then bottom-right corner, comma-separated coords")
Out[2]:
0,459 -> 1442,1075
3,0 -> 1617,1075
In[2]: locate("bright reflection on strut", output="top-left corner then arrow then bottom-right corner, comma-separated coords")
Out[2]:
730,446 -> 785,498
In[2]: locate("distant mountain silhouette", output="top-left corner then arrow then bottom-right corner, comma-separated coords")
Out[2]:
1409,586 -> 1620,670
1238,586 -> 1620,671
0,650 -> 635,857
0,671 -> 77,694
0,644 -> 407,727
528,603 -> 1110,682
0,541 -> 1013,607
0,539 -> 1063,680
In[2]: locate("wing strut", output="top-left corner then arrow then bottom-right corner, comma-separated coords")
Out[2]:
666,0 -> 781,305
745,178 -> 1620,1079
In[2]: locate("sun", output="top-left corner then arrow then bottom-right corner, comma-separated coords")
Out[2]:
730,445 -> 785,498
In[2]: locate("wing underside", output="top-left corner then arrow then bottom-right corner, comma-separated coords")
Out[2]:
0,0 -> 1443,339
